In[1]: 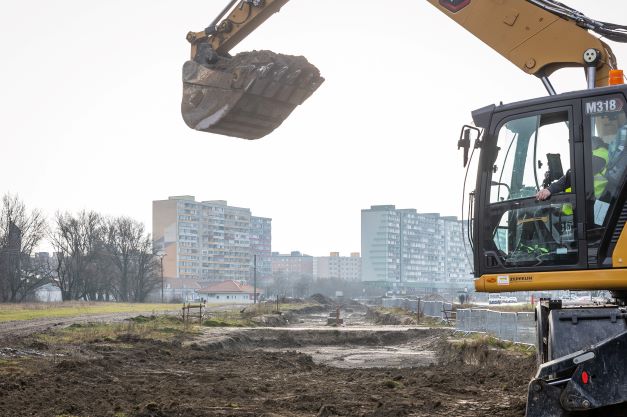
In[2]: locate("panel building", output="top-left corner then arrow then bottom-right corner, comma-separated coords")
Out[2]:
361,205 -> 473,293
271,251 -> 314,280
250,216 -> 272,282
152,196 -> 271,283
314,252 -> 361,281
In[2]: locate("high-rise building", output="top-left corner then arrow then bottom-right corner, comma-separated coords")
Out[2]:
361,205 -> 473,292
152,196 -> 271,282
250,216 -> 272,281
314,252 -> 361,281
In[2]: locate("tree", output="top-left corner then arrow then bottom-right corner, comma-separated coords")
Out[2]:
103,217 -> 160,302
50,211 -> 103,300
0,194 -> 48,302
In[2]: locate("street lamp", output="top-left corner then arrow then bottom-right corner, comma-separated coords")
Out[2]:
156,250 -> 167,303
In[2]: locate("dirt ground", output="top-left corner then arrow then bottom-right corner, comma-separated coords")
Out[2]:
0,305 -> 535,417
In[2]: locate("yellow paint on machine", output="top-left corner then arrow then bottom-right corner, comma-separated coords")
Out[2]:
612,223 -> 627,268
477,224 -> 627,292
475,269 -> 627,292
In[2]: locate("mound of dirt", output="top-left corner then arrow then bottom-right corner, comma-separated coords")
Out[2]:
366,308 -> 416,325
309,293 -> 334,306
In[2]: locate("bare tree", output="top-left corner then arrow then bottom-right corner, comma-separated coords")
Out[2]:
0,194 -> 48,302
50,211 -> 103,300
104,217 -> 159,302
133,235 -> 160,302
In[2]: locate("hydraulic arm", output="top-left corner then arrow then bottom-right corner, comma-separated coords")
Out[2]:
427,0 -> 619,90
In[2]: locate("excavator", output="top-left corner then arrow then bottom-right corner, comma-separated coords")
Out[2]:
181,1 -> 627,416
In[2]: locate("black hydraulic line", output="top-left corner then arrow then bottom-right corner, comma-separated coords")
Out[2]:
526,0 -> 627,43
206,0 -> 240,34
461,144 -> 477,266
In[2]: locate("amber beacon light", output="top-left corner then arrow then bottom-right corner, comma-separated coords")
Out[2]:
609,69 -> 625,85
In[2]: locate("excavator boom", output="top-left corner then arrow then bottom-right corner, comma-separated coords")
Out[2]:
427,0 -> 617,88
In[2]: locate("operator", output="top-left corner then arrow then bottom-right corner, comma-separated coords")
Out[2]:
536,111 -> 627,202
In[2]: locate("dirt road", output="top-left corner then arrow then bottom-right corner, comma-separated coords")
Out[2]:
0,305 -> 535,417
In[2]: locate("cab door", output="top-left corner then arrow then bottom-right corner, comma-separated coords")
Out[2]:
476,102 -> 586,276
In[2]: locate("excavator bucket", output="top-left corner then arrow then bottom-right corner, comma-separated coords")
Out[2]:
181,51 -> 324,139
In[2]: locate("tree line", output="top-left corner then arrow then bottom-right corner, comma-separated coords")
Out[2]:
0,194 -> 160,303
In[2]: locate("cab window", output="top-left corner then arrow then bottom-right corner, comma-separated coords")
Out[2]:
490,112 -> 571,203
584,96 -> 627,263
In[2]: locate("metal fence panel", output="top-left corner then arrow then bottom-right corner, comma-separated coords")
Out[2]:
455,308 -> 536,345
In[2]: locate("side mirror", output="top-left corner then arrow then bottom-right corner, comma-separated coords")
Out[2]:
458,125 -> 482,167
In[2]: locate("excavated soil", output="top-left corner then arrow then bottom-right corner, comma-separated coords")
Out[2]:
0,317 -> 536,417
211,50 -> 322,80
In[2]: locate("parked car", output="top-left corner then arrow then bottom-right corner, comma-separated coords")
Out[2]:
488,295 -> 501,305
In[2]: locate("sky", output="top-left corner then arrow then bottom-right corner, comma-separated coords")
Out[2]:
2,0 -> 627,256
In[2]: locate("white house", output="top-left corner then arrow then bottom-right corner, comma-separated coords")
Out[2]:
196,280 -> 263,304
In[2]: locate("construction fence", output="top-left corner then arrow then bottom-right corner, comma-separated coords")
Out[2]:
382,298 -> 452,320
382,298 -> 536,345
455,309 -> 536,345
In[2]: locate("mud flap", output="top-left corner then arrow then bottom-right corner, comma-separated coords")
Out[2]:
525,330 -> 627,417
181,51 -> 324,139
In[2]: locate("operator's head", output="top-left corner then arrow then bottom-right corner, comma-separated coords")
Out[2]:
596,111 -> 627,143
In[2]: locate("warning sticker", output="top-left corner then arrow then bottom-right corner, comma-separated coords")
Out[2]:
497,275 -> 510,286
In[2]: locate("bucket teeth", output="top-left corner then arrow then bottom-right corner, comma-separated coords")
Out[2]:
181,51 -> 324,139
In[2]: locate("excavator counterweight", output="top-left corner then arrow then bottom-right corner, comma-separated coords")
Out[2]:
181,51 -> 324,139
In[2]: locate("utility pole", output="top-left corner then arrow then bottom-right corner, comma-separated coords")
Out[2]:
157,251 -> 167,303
253,254 -> 257,304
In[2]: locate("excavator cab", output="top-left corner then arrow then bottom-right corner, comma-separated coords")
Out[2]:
472,88 -> 627,279
469,86 -> 627,416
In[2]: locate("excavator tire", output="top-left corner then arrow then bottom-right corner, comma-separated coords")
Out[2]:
181,50 -> 324,139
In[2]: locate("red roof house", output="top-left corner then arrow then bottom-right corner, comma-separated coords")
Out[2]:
197,280 -> 263,303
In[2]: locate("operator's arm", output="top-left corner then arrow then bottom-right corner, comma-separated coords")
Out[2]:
548,170 -> 572,194
537,169 -> 571,200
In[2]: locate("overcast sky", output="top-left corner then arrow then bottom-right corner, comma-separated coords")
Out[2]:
2,1 -> 627,256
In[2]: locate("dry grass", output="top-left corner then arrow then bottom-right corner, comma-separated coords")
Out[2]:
0,302 -> 181,322
455,333 -> 536,355
34,316 -> 195,346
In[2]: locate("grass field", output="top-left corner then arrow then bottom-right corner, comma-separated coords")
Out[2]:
0,302 -> 183,322
33,315 -> 195,346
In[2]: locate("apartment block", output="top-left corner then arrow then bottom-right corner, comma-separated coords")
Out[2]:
314,252 -> 361,281
250,216 -> 272,281
152,196 -> 271,282
361,205 -> 473,291
271,251 -> 314,279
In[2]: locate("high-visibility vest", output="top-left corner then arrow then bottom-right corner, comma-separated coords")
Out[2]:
592,146 -> 609,198
560,145 -> 608,215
